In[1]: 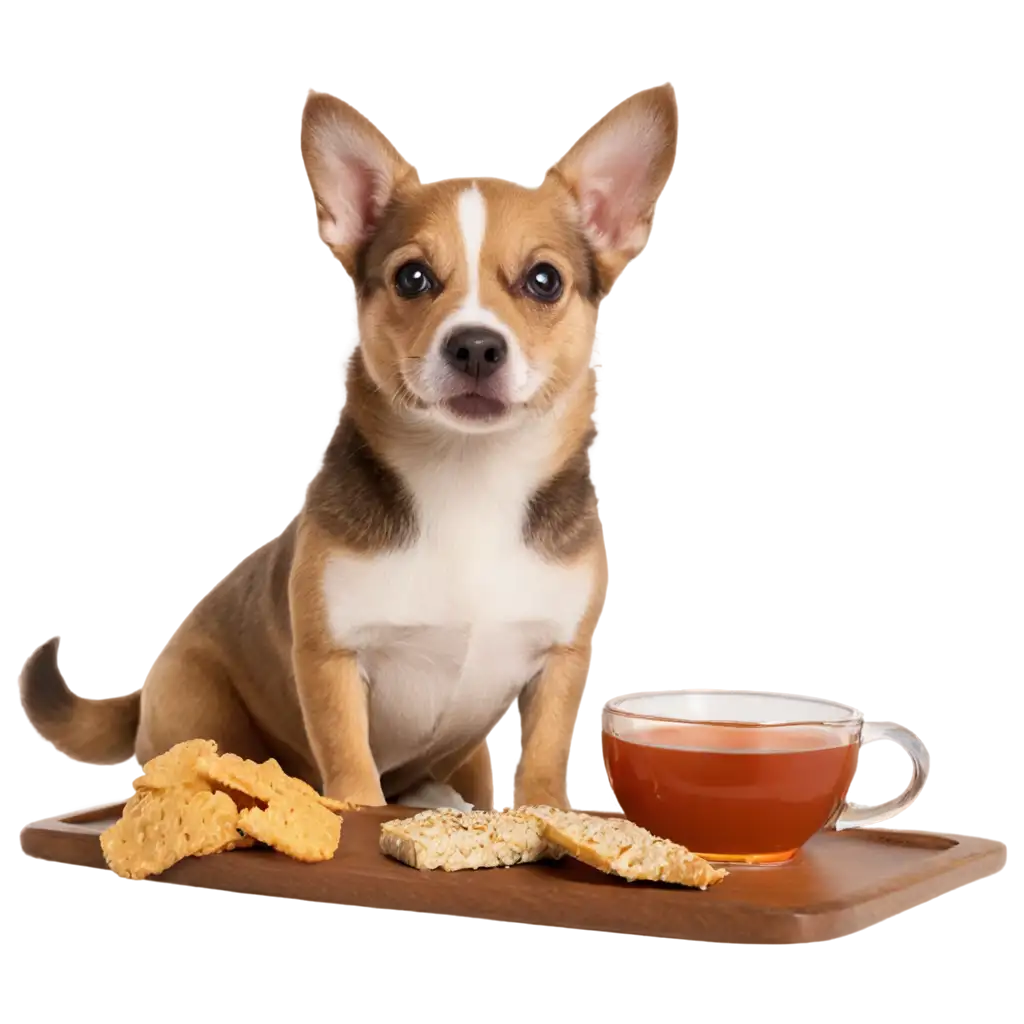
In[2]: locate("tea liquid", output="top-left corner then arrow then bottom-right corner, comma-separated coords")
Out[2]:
603,725 -> 859,858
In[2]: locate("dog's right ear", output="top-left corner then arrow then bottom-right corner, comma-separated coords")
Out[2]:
301,92 -> 418,276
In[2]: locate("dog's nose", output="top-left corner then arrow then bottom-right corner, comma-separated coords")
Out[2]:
442,326 -> 508,380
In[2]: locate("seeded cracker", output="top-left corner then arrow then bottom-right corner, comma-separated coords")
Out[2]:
380,808 -> 563,871
100,787 -> 250,880
523,806 -> 727,889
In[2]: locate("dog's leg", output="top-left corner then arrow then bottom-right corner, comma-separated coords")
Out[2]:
291,647 -> 385,806
514,645 -> 592,810
135,644 -> 271,767
445,741 -> 493,811
290,521 -> 386,806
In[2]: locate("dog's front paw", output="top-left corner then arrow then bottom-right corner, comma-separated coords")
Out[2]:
325,777 -> 386,808
515,783 -> 570,810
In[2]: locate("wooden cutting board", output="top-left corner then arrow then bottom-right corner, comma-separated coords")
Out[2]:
21,803 -> 1005,944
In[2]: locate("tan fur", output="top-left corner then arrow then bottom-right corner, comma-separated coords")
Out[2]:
515,538 -> 608,806
346,175 -> 600,420
21,85 -> 677,811
443,742 -> 494,812
289,518 -> 385,804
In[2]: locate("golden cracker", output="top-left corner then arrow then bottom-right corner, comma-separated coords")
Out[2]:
237,796 -> 341,862
100,786 -> 246,880
198,751 -> 344,814
524,807 -> 727,889
133,739 -> 220,792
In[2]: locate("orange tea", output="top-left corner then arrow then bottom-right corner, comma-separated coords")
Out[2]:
603,725 -> 859,861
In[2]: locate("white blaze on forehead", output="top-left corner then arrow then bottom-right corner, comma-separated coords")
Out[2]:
457,185 -> 487,307
428,183 -> 544,399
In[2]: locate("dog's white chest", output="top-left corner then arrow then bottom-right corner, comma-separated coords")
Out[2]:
321,432 -> 592,782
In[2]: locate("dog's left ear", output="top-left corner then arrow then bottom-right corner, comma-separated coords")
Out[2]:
548,84 -> 677,293
301,91 -> 419,276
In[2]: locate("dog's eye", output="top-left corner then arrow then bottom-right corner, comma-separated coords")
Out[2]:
394,261 -> 437,299
523,262 -> 563,302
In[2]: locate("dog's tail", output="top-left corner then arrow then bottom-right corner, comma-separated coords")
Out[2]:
20,638 -> 140,764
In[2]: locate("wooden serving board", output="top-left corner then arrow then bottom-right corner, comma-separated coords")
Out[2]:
21,803 -> 1005,944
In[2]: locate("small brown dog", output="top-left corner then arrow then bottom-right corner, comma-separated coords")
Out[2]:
21,85 -> 677,811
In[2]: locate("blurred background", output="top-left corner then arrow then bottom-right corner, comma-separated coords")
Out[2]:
0,8 -> 1019,835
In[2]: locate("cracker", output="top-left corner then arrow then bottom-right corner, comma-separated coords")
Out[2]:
133,739 -> 220,792
380,808 -> 563,871
523,806 -> 727,889
237,796 -> 341,862
198,752 -> 345,815
100,786 -> 249,880
105,739 -> 345,877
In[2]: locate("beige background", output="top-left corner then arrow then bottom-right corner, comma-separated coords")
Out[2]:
2,8 -> 1024,1011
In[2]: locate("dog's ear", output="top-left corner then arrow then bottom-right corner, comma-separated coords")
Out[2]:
548,84 -> 677,293
301,91 -> 418,275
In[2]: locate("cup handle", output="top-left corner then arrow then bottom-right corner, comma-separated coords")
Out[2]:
833,721 -> 930,828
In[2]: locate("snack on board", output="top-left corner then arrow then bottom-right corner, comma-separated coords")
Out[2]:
132,738 -> 220,792
380,808 -> 564,871
195,750 -> 344,861
196,751 -> 348,815
237,799 -> 341,863
524,806 -> 727,889
99,739 -> 344,880
100,786 -> 252,880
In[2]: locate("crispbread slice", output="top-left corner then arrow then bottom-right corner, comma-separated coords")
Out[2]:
524,807 -> 727,889
100,786 -> 250,880
132,739 -> 220,792
380,808 -> 563,871
237,796 -> 341,862
197,751 -> 346,815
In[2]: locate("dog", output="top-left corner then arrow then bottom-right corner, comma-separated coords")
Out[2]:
20,85 -> 677,812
